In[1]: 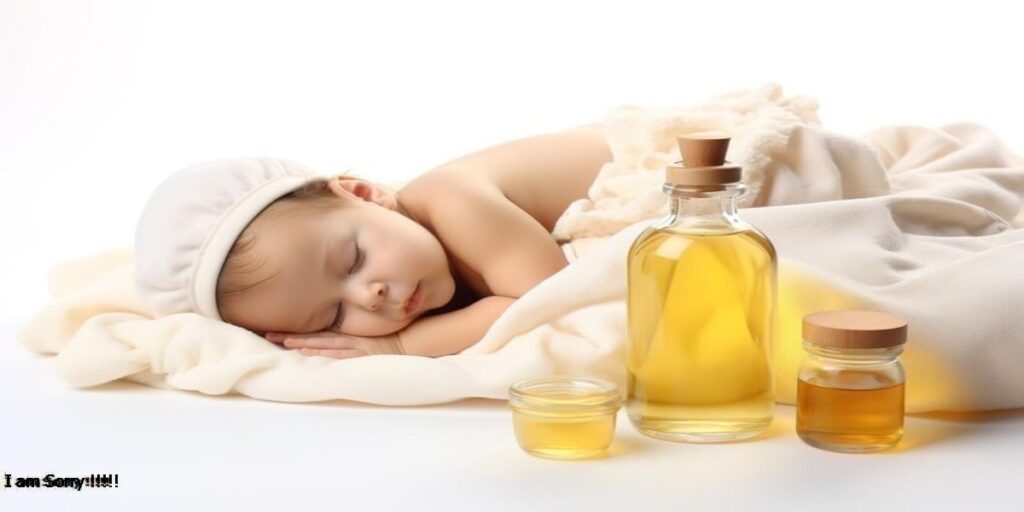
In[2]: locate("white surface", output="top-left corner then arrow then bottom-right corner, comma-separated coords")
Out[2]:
3,321 -> 1023,511
4,1 -> 1024,510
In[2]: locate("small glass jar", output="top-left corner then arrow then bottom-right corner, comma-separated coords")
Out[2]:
797,310 -> 908,453
508,377 -> 623,460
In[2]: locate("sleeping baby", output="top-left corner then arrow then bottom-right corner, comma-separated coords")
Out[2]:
133,123 -> 612,359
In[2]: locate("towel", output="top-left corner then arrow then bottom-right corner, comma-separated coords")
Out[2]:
17,83 -> 1024,412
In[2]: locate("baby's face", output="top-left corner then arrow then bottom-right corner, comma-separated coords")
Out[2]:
222,193 -> 456,337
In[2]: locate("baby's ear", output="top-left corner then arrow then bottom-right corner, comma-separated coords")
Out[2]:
330,176 -> 399,210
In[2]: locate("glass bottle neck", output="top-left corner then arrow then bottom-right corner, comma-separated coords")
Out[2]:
662,182 -> 744,231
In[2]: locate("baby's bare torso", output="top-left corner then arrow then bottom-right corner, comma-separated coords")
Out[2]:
397,122 -> 612,312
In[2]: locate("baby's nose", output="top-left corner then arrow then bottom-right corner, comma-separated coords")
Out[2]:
367,282 -> 387,311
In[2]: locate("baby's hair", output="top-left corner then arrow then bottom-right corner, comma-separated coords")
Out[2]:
216,169 -> 364,322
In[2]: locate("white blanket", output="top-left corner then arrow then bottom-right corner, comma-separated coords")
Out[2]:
18,83 -> 1024,412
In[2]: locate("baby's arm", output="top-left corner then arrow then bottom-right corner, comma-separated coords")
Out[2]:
397,296 -> 516,357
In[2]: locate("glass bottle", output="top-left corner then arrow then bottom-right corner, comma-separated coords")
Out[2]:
626,133 -> 777,443
797,310 -> 907,453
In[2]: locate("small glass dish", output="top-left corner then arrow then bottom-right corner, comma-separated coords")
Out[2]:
508,376 -> 623,460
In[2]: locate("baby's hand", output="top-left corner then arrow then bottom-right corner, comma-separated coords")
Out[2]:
263,330 -> 405,359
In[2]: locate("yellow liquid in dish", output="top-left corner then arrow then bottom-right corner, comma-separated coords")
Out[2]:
797,379 -> 905,452
510,409 -> 617,460
626,227 -> 776,442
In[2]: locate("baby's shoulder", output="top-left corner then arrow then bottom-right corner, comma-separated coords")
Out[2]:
397,170 -> 568,299
397,169 -> 511,238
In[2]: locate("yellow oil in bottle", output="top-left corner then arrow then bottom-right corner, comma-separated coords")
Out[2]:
797,379 -> 905,452
510,409 -> 617,460
627,227 -> 776,442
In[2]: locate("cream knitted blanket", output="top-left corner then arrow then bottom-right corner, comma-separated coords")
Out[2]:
18,83 -> 1024,412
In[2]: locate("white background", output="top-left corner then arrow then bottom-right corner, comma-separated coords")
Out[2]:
2,1 -> 1023,510
3,0 -> 1024,321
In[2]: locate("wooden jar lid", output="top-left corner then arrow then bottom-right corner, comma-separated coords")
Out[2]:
803,310 -> 908,349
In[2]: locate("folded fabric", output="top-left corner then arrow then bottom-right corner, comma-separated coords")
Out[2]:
18,83 -> 1024,412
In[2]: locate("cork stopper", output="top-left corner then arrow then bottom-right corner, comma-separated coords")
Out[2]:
803,310 -> 908,349
679,133 -> 730,167
666,131 -> 742,187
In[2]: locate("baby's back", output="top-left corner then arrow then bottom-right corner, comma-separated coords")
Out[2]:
397,123 -> 612,305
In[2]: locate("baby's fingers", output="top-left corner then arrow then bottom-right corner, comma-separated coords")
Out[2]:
282,336 -> 354,350
299,348 -> 366,359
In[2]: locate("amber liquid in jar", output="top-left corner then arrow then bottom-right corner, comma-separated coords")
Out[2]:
797,309 -> 908,453
797,379 -> 905,452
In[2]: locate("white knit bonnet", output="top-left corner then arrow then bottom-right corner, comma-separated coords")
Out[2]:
133,157 -> 323,320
